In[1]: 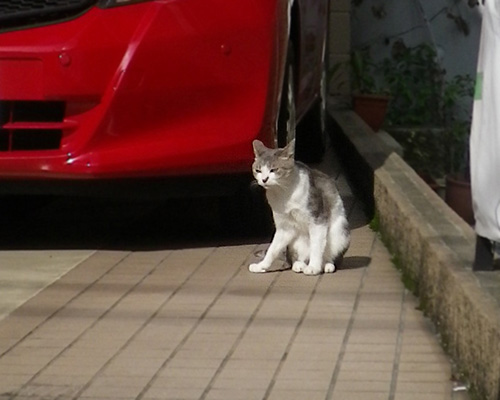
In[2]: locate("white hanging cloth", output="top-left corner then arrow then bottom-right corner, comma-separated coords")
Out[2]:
470,0 -> 500,242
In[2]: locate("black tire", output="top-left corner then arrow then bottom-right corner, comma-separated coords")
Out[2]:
295,103 -> 326,163
277,43 -> 297,148
295,67 -> 327,164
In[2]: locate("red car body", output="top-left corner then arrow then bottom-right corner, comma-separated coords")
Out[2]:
0,0 -> 328,195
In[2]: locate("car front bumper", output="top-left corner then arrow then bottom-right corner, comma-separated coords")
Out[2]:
0,0 -> 280,179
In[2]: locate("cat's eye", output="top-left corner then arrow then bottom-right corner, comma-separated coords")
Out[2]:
270,168 -> 278,173
255,168 -> 261,173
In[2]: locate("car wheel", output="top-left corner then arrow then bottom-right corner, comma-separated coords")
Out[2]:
277,43 -> 296,148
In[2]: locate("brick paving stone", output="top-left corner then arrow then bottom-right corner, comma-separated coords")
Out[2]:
273,377 -> 332,391
339,361 -> 395,372
336,369 -> 394,382
267,390 -> 327,400
394,394 -> 450,400
79,376 -> 149,399
397,371 -> 451,382
0,375 -> 31,394
203,388 -> 268,400
396,381 -> 450,394
331,392 -> 390,400
142,387 -> 206,400
399,362 -> 453,374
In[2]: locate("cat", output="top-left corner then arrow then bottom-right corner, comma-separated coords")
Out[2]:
249,139 -> 350,275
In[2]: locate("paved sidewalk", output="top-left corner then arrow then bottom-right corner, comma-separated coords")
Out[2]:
0,155 -> 469,400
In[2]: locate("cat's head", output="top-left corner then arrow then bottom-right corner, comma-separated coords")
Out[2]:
252,139 -> 295,189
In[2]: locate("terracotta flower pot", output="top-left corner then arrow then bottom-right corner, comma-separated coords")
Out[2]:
445,173 -> 474,225
352,93 -> 390,132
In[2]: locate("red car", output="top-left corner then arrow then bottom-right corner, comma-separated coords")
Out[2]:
0,0 -> 329,196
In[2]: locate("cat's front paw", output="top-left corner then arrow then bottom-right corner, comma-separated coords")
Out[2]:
303,264 -> 322,276
249,262 -> 269,273
324,263 -> 336,273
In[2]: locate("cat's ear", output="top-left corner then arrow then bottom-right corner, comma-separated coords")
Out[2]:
252,140 -> 267,157
280,139 -> 295,160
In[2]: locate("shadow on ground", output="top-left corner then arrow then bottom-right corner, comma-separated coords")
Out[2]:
0,191 -> 274,251
0,190 -> 364,255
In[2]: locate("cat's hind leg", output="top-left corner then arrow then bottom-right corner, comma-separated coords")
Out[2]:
324,262 -> 336,273
325,216 -> 350,272
292,260 -> 307,273
304,224 -> 328,275
289,235 -> 309,273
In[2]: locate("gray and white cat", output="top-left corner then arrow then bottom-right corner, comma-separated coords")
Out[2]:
249,139 -> 350,275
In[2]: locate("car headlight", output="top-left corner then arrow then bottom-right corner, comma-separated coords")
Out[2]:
98,0 -> 153,8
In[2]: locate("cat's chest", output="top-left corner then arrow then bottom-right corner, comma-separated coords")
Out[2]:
267,185 -> 309,222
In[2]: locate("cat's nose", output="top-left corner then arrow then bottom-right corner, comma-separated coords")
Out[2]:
262,177 -> 269,183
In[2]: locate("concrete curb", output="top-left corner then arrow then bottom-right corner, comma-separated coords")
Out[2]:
330,109 -> 500,400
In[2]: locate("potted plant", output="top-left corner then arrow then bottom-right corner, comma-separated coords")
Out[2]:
444,122 -> 474,224
381,42 -> 448,187
381,41 -> 475,222
442,78 -> 474,225
350,49 -> 391,131
328,49 -> 390,130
